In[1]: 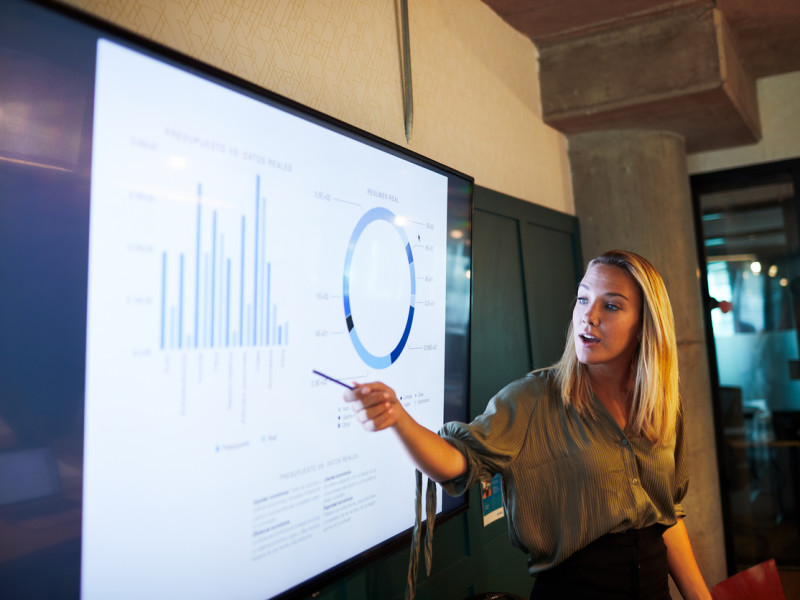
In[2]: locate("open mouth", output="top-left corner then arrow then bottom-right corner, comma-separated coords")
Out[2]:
579,333 -> 600,343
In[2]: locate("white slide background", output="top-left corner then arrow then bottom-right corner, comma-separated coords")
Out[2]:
82,40 -> 449,600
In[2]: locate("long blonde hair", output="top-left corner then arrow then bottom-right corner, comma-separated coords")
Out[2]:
553,250 -> 680,445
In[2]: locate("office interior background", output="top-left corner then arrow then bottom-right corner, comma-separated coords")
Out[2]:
20,0 -> 800,598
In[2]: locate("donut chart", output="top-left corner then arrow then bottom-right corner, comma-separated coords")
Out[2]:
343,207 -> 416,368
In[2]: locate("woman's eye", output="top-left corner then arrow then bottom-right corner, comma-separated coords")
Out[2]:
576,297 -> 588,304
606,304 -> 620,311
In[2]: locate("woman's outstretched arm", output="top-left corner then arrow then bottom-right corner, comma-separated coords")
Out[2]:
344,381 -> 468,483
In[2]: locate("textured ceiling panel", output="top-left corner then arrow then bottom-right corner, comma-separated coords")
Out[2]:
482,0 -> 800,77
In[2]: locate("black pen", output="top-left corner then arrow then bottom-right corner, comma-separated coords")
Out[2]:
312,369 -> 355,390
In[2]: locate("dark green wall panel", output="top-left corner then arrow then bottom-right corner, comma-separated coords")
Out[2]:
523,222 -> 582,369
470,208 -> 532,416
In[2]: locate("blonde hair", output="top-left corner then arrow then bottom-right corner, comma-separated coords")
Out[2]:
553,250 -> 680,445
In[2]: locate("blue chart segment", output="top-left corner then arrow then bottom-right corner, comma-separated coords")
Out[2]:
342,207 -> 415,369
159,175 -> 289,350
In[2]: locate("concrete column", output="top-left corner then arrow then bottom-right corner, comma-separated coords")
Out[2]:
568,129 -> 727,591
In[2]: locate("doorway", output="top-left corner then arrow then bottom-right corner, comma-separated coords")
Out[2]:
691,158 -> 800,575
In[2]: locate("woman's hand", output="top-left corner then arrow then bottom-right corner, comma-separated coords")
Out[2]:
344,381 -> 468,482
344,381 -> 406,432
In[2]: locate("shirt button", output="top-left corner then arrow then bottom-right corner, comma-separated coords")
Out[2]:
632,478 -> 639,485
622,439 -> 629,446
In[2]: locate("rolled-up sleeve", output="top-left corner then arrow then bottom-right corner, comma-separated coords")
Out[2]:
438,376 -> 541,496
672,401 -> 689,518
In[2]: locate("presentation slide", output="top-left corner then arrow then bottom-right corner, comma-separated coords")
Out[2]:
82,40 -> 449,599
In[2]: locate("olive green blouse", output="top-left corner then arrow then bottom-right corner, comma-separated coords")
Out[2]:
439,368 -> 688,573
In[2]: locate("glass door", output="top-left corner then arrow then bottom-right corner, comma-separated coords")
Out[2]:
692,159 -> 800,573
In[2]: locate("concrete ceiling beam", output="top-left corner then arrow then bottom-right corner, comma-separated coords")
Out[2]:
537,5 -> 760,153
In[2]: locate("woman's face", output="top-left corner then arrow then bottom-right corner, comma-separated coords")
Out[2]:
573,263 -> 643,374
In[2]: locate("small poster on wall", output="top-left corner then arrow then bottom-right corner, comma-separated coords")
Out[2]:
481,473 -> 504,526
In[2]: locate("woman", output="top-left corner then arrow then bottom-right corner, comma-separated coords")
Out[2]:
345,250 -> 712,599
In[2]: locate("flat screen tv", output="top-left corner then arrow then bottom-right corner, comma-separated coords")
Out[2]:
0,1 -> 473,598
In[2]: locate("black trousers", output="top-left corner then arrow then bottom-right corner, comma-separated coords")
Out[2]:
530,525 -> 670,600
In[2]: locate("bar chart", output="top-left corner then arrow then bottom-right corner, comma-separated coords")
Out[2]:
159,176 -> 289,351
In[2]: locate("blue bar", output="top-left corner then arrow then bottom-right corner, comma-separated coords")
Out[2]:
278,325 -> 282,345
211,211 -> 217,347
218,236 -> 224,346
260,196 -> 267,346
161,252 -> 166,350
195,184 -> 201,349
240,216 -> 245,348
178,253 -> 184,349
226,257 -> 231,347
204,255 -> 209,347
253,176 -> 260,346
